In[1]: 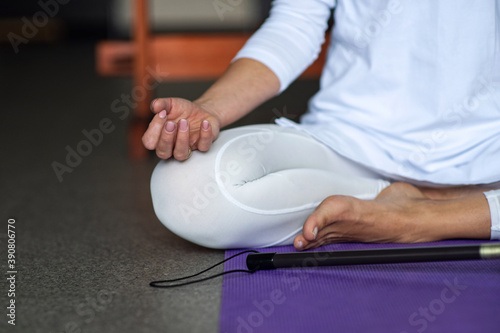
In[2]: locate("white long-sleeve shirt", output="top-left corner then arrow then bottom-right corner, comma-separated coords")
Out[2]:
234,0 -> 500,186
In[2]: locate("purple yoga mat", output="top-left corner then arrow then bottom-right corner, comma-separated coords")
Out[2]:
219,240 -> 500,333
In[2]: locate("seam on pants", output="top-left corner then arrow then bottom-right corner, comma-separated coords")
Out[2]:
214,131 -> 322,216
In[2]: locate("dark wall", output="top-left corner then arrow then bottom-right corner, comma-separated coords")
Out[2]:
1,0 -> 271,40
2,0 -> 111,39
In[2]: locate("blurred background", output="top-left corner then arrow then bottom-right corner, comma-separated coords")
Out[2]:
0,1 -> 321,332
0,0 -> 318,155
1,0 -> 269,39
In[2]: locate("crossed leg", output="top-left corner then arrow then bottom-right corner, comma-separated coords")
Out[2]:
150,124 -> 390,249
150,124 -> 495,250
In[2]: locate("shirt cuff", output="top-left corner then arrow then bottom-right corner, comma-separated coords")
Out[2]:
484,189 -> 500,240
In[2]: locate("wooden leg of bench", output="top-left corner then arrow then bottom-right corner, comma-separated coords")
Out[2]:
129,0 -> 152,159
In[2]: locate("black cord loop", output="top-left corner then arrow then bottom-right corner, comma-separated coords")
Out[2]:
150,250 -> 260,288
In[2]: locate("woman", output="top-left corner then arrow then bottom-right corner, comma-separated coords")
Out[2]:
142,0 -> 500,249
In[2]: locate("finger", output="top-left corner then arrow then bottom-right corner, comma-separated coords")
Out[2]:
173,119 -> 191,161
196,120 -> 213,152
150,98 -> 171,114
142,110 -> 168,150
155,121 -> 177,159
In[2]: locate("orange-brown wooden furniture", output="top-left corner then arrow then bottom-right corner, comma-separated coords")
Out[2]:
96,0 -> 328,158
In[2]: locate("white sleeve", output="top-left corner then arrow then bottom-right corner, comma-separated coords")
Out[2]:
484,189 -> 500,240
233,0 -> 335,93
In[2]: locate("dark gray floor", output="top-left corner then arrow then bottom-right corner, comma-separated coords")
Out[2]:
0,42 -> 318,333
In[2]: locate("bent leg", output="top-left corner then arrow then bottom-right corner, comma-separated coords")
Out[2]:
150,124 -> 389,249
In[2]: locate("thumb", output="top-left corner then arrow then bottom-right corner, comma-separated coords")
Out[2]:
150,98 -> 172,114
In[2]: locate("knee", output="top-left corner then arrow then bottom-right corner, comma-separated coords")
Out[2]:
150,158 -> 301,249
150,159 -> 235,249
149,124 -> 305,249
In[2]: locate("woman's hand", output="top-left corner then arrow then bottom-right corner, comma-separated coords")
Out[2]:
142,97 -> 221,160
294,182 -> 492,250
141,59 -> 280,161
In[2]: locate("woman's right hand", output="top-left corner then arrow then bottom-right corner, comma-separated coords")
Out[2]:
142,97 -> 221,160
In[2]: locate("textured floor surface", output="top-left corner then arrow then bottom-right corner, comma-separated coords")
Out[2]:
0,41 -> 317,333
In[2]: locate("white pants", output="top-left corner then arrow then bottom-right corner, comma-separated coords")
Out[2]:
150,125 -> 390,249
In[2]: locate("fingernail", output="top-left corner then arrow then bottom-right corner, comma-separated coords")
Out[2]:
202,120 -> 209,130
159,110 -> 167,119
297,240 -> 303,250
179,119 -> 188,132
312,227 -> 318,240
150,99 -> 156,111
165,121 -> 175,133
